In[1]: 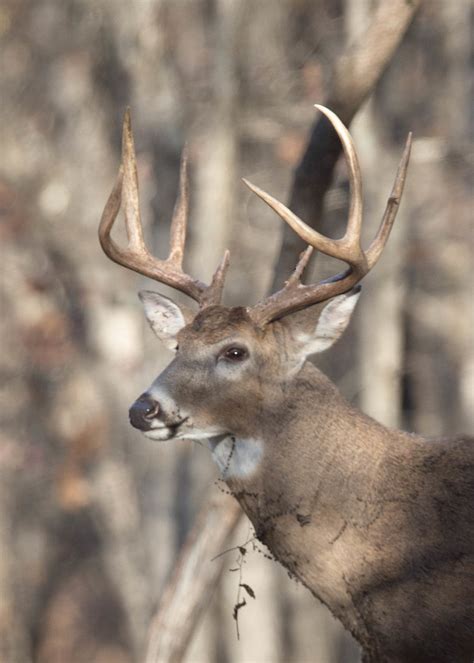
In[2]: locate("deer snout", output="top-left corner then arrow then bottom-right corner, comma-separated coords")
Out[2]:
129,393 -> 160,431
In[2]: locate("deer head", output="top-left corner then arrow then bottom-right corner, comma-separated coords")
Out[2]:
99,105 -> 411,470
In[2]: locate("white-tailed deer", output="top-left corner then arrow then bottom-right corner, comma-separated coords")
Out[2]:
99,106 -> 473,663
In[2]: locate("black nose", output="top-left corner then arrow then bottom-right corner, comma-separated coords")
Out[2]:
129,394 -> 160,431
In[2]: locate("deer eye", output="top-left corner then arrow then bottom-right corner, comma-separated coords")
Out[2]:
220,345 -> 248,362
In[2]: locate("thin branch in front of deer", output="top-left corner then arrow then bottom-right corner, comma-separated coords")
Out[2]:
230,526 -> 256,640
210,533 -> 257,562
209,523 -> 258,639
222,435 -> 236,479
233,548 -> 245,640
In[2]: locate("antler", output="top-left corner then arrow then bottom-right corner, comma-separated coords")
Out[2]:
99,110 -> 230,307
244,104 -> 412,325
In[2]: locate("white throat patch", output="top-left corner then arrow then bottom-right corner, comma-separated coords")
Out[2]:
210,436 -> 264,479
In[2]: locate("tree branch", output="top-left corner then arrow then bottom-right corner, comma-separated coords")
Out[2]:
272,0 -> 422,288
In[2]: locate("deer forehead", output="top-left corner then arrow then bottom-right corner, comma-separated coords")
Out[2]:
178,305 -> 266,348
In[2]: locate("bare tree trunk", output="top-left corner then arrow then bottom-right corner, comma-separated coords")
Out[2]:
0,478 -> 32,663
397,0 -> 473,437
354,105 -> 408,429
91,456 -> 152,655
191,0 -> 243,284
345,0 -> 407,430
144,492 -> 241,663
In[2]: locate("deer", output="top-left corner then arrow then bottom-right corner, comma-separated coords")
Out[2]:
99,105 -> 474,663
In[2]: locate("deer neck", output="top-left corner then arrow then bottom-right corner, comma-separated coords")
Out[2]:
212,361 -> 396,507
210,361 -> 411,638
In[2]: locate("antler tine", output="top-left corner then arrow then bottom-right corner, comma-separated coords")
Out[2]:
246,106 -> 411,326
202,250 -> 231,308
99,111 -> 230,307
314,105 -> 363,251
242,179 -> 341,259
122,109 -> 147,252
285,246 -> 314,288
366,132 -> 412,268
168,144 -> 189,268
242,105 -> 366,269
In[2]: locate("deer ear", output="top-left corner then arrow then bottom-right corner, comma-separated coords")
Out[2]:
138,291 -> 192,351
282,287 -> 361,359
299,287 -> 361,355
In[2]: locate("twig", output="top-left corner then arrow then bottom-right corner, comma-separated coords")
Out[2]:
210,534 -> 257,562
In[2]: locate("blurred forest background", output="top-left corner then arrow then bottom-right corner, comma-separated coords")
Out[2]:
0,1 -> 472,662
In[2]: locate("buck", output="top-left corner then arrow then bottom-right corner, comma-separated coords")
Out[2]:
99,106 -> 473,663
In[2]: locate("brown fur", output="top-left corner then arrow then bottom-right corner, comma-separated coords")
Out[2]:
147,305 -> 474,662
228,365 -> 473,662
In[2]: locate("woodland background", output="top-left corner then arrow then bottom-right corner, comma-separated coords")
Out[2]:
0,1 -> 472,662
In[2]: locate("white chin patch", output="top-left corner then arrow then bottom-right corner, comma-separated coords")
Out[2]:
211,436 -> 264,479
176,426 -> 227,441
143,428 -> 173,441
